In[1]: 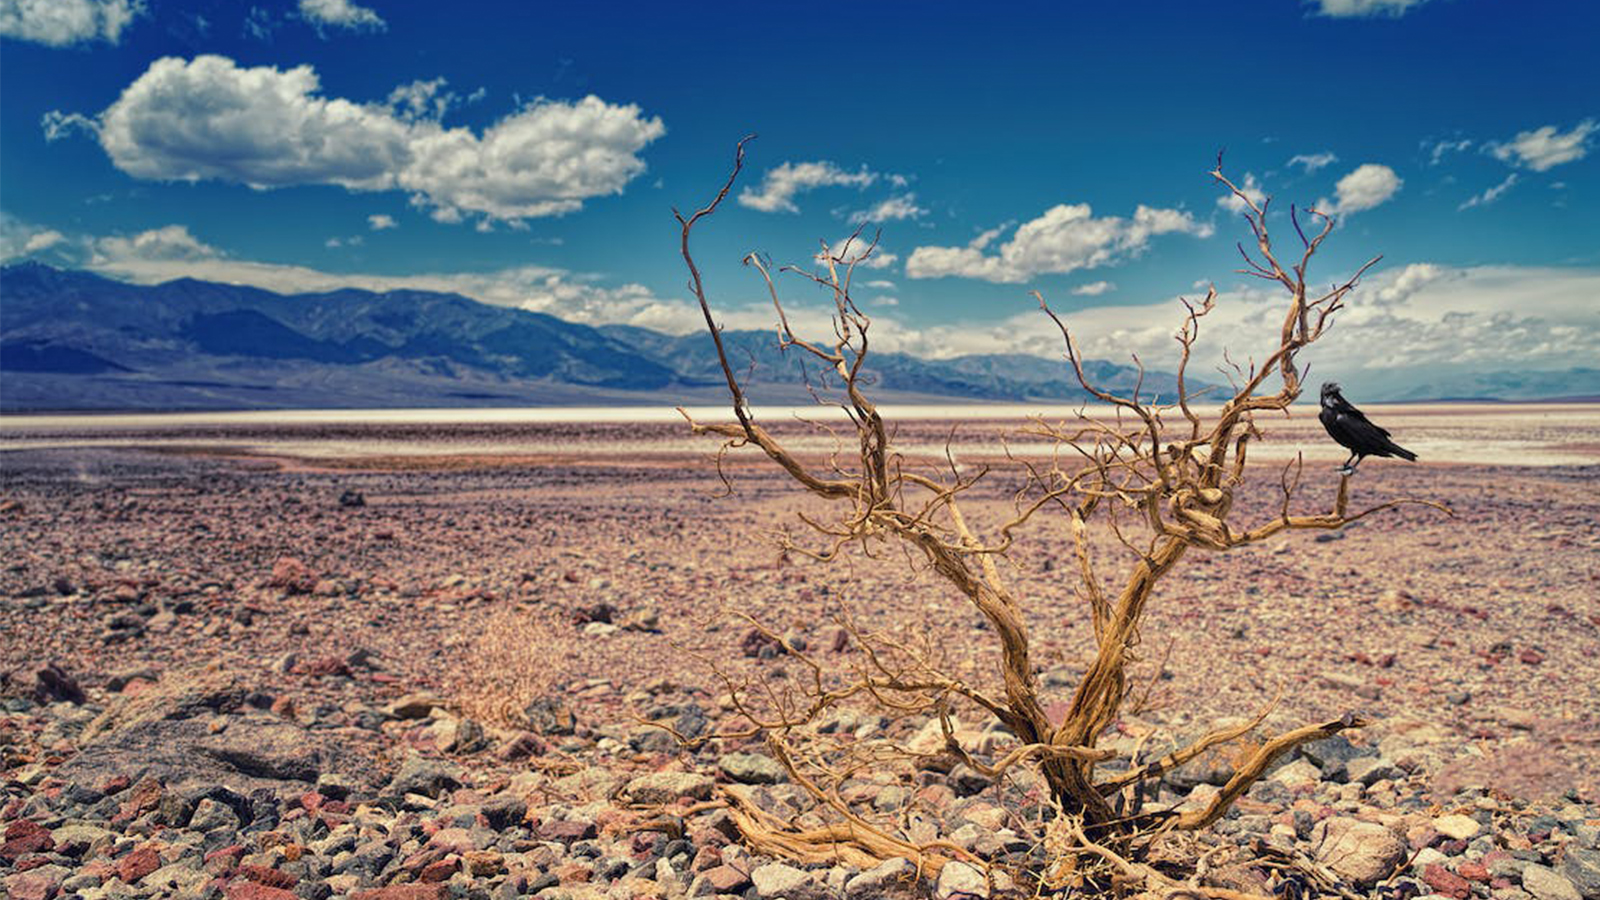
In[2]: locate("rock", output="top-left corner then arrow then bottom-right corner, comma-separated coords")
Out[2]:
1,819 -> 55,861
1347,756 -> 1405,786
1522,864 -> 1584,900
1270,757 -> 1323,791
624,771 -> 715,804
1424,863 -> 1473,899
846,857 -> 921,900
523,696 -> 577,735
936,860 -> 990,899
751,862 -> 826,900
338,489 -> 366,508
268,557 -> 316,594
385,693 -> 444,719
2,662 -> 86,705
7,866 -> 69,900
118,845 -> 163,883
701,864 -> 753,893
719,752 -> 786,785
1301,734 -> 1372,782
60,668 -> 367,793
225,881 -> 298,900
386,755 -> 463,798
1434,814 -> 1483,840
1312,817 -> 1408,886
1559,849 -> 1600,900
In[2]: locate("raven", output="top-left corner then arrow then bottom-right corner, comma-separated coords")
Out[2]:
1319,382 -> 1417,475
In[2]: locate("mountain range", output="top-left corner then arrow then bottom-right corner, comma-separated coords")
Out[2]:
0,263 -> 1185,412
4,263 -> 1593,411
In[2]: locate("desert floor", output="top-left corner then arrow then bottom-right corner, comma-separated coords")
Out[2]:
2,404 -> 1598,898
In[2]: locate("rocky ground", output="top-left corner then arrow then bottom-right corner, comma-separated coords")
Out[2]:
2,418 -> 1598,900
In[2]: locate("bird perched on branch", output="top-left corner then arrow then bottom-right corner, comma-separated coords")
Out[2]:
1319,382 -> 1417,475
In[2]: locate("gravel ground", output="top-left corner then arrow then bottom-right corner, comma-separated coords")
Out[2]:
2,413 -> 1597,899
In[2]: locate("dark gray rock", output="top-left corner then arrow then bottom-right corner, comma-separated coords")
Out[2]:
1561,848 -> 1600,900
387,754 -> 464,799
58,669 -> 374,794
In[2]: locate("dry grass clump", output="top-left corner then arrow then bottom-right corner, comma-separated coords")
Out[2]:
442,604 -> 572,728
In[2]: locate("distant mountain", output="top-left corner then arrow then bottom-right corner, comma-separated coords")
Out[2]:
2,262 -> 1186,412
1380,368 -> 1600,403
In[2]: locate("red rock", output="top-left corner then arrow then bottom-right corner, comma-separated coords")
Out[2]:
1520,648 -> 1545,665
419,856 -> 460,882
270,695 -> 296,717
112,777 -> 164,824
350,886 -> 450,900
238,864 -> 296,889
1,819 -> 55,861
1422,864 -> 1471,899
117,846 -> 162,884
292,656 -> 351,677
703,864 -> 753,892
539,819 -> 597,842
225,882 -> 298,900
268,557 -> 316,593
204,844 -> 247,875
555,861 -> 593,884
7,868 -> 63,900
299,791 -> 325,812
1457,860 -> 1490,882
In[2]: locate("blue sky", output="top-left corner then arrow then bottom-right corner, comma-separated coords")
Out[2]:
2,0 -> 1596,395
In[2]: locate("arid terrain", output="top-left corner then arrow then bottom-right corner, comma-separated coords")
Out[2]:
2,405 -> 1598,900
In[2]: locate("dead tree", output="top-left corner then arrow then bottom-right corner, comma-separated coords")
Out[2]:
672,139 -> 1450,889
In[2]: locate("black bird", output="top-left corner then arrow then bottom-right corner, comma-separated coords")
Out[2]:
1318,382 -> 1417,475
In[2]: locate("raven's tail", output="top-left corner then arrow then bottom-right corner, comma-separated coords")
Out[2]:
1392,444 -> 1418,462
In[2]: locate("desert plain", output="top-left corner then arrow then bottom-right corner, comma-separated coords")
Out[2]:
2,402 -> 1598,900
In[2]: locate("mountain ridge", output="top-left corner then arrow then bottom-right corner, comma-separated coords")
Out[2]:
1,263 -> 1179,412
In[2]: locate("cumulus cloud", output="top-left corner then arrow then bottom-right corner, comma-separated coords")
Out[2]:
818,235 -> 897,270
1458,173 -> 1519,211
906,203 -> 1213,284
847,193 -> 927,225
49,55 -> 666,225
1071,280 -> 1116,296
1287,152 -> 1337,173
738,161 -> 879,213
0,0 -> 140,46
92,224 -> 220,263
0,214 -> 70,261
1319,163 -> 1402,216
1216,172 -> 1266,213
1308,0 -> 1428,17
1490,119 -> 1597,172
298,0 -> 384,33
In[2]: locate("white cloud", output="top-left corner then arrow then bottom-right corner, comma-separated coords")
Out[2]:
864,279 -> 896,290
906,203 -> 1213,284
0,0 -> 140,46
1458,173 -> 1519,211
738,161 -> 879,213
1287,152 -> 1337,173
818,236 -> 897,270
367,214 -> 397,230
1424,137 -> 1472,165
847,193 -> 927,224
1308,0 -> 1428,17
298,0 -> 384,33
93,225 -> 220,263
0,214 -> 70,261
1319,163 -> 1402,216
1490,120 -> 1598,172
871,296 -> 899,307
1216,172 -> 1266,213
1071,280 -> 1116,296
52,55 -> 665,225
